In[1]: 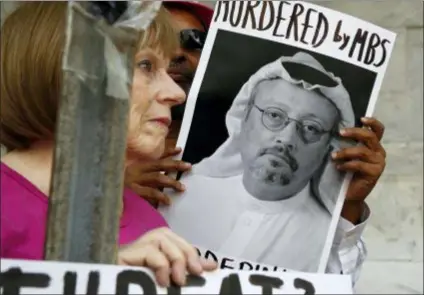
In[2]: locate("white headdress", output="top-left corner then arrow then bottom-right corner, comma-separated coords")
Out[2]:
191,52 -> 356,211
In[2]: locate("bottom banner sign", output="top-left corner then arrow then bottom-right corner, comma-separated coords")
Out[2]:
0,259 -> 352,294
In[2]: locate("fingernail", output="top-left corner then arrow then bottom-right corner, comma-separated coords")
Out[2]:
179,275 -> 186,286
331,152 -> 338,159
202,257 -> 217,267
163,277 -> 170,288
361,117 -> 369,122
189,257 -> 203,273
176,147 -> 182,151
180,184 -> 186,191
171,264 -> 185,286
183,162 -> 192,168
340,129 -> 347,135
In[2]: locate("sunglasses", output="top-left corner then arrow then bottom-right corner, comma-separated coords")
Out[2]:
179,29 -> 207,50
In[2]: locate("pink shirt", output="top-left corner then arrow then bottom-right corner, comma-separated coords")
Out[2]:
0,162 -> 168,260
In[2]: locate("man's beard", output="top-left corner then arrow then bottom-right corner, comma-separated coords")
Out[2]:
249,145 -> 299,186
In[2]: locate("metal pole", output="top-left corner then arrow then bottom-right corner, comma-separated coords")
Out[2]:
44,2 -> 136,264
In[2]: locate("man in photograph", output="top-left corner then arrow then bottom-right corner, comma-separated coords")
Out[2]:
160,51 -> 357,272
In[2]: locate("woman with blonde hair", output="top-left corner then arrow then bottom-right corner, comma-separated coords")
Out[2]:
0,1 -> 216,287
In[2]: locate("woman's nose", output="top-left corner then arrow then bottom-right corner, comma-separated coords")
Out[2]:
155,71 -> 186,106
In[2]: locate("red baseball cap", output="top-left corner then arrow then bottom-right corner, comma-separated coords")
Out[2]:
163,1 -> 214,29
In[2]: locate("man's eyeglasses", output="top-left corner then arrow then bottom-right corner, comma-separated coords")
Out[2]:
179,29 -> 207,50
253,104 -> 334,143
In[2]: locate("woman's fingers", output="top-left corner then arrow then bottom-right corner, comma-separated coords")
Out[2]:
119,228 -> 218,288
157,235 -> 188,286
199,257 -> 219,271
163,230 -> 217,275
118,244 -> 171,287
144,247 -> 173,287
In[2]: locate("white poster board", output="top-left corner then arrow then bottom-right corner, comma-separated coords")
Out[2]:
159,0 -> 396,273
0,259 -> 352,294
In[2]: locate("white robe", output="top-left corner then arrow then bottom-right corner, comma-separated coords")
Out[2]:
159,173 -> 332,273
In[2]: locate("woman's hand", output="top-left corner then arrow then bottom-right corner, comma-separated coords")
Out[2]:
125,147 -> 192,206
118,228 -> 217,287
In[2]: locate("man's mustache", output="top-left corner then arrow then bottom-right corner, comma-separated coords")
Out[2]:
168,59 -> 195,80
168,67 -> 194,81
168,66 -> 194,94
258,145 -> 299,172
168,64 -> 194,121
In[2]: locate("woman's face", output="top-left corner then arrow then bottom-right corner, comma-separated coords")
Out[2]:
127,48 -> 186,160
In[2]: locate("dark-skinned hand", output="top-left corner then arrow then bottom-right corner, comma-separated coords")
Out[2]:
125,147 -> 191,206
332,117 -> 386,224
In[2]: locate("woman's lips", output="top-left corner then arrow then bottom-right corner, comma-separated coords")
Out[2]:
150,117 -> 171,128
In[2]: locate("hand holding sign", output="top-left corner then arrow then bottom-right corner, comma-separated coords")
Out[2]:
118,228 -> 217,287
125,147 -> 192,206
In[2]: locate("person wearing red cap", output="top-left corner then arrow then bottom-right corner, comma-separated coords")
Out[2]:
161,1 -> 214,149
163,1 -> 212,94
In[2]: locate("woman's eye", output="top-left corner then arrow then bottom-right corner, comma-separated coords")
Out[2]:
137,59 -> 153,72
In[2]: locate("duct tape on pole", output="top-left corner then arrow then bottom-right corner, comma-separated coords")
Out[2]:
44,1 -> 161,264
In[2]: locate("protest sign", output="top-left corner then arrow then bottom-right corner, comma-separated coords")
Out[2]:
196,246 -> 290,272
159,0 -> 396,273
0,259 -> 352,294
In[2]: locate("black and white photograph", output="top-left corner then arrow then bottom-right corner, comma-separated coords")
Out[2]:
159,1 -> 396,273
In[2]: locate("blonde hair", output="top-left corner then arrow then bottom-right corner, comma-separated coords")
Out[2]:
137,5 -> 178,57
0,2 -> 178,151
